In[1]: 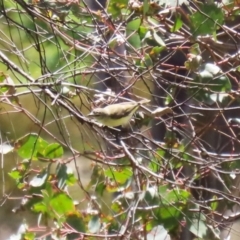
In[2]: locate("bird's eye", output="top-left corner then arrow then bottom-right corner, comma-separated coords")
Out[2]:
93,111 -> 100,115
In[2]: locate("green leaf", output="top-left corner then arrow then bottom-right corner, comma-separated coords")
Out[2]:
143,0 -> 149,16
127,18 -> 141,49
9,169 -> 22,180
88,215 -> 101,233
171,13 -> 183,32
106,177 -> 132,193
229,158 -> 240,171
56,164 -> 77,189
16,133 -> 48,160
190,4 -> 224,37
95,181 -> 106,196
127,33 -> 141,49
111,200 -> 122,213
144,187 -> 161,205
188,213 -> 208,239
149,46 -> 165,60
159,187 -> 190,205
9,160 -> 31,189
143,53 -> 153,67
209,93 -> 229,103
32,200 -> 48,214
108,220 -> 120,235
89,165 -> 106,195
198,65 -> 231,92
107,0 -> 128,18
156,206 -> 183,230
149,158 -> 161,173
66,213 -> 86,239
105,167 -> 132,184
215,75 -> 231,92
139,26 -> 148,39
0,73 -> 16,96
152,30 -> 166,47
43,143 -> 64,158
32,185 -> 75,222
50,193 -> 75,216
189,63 -> 231,104
21,231 -> 35,240
210,195 -> 218,211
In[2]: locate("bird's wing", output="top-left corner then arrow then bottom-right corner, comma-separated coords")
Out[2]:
106,102 -> 138,118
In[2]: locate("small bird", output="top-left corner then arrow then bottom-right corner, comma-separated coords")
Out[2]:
88,99 -> 150,127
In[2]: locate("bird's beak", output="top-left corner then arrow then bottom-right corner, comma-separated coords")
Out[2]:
87,112 -> 95,117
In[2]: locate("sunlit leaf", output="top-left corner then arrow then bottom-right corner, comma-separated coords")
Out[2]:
9,169 -> 22,180
228,118 -> 240,124
152,30 -> 166,47
159,0 -> 188,7
190,63 -> 231,104
209,93 -> 229,103
16,133 -> 48,160
43,143 -> 63,158
147,225 -> 170,240
51,193 -> 75,215
139,25 -> 148,39
144,186 -> 160,204
33,200 -> 48,214
105,167 -> 132,184
0,143 -> 13,154
29,169 -> 48,187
